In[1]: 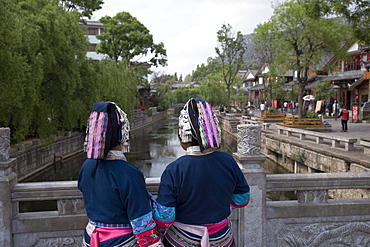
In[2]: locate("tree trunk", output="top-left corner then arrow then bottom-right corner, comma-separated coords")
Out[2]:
298,82 -> 305,118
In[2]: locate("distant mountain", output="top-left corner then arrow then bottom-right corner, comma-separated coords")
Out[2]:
243,34 -> 262,69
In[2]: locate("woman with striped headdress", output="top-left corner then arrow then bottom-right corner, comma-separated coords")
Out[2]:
151,98 -> 250,247
78,102 -> 163,247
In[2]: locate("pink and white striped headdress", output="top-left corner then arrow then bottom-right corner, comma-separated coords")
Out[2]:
178,98 -> 221,153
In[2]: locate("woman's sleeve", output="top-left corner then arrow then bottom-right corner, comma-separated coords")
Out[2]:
130,211 -> 163,246
124,170 -> 162,247
231,161 -> 250,208
150,169 -> 176,231
150,194 -> 175,231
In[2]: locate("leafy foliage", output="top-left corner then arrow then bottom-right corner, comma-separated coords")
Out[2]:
0,0 -> 157,142
215,24 -> 246,104
253,0 -> 351,117
97,12 -> 167,67
60,0 -> 104,19
313,79 -> 335,100
304,0 -> 370,43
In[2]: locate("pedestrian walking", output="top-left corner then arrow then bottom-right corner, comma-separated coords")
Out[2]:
338,106 -> 349,132
260,102 -> 266,113
333,101 -> 340,120
283,101 -> 288,113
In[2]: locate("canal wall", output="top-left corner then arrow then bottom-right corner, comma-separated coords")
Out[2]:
9,109 -> 167,182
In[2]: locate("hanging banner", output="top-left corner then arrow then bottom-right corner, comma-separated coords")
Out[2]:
352,105 -> 358,120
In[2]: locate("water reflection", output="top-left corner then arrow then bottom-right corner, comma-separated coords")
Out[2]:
126,115 -> 184,178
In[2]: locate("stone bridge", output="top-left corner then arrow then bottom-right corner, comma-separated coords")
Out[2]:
1,117 -> 370,246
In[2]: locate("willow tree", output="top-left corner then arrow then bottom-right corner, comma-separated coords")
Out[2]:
0,0 -> 90,141
254,0 -> 351,118
0,0 -> 32,141
215,24 -> 246,105
197,73 -> 227,107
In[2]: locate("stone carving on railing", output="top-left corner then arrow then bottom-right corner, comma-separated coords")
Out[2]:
280,222 -> 370,246
34,237 -> 81,247
58,199 -> 85,215
0,128 -> 10,162
297,190 -> 328,204
237,124 -> 261,156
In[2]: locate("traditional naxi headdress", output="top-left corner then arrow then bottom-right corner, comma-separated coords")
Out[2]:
178,98 -> 221,153
84,102 -> 130,159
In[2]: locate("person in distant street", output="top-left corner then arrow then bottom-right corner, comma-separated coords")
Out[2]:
219,104 -> 224,113
283,101 -> 288,112
338,106 -> 349,132
321,101 -> 327,116
333,101 -> 340,120
317,110 -> 330,125
328,101 -> 333,117
260,102 -> 266,113
295,102 -> 299,114
151,98 -> 250,247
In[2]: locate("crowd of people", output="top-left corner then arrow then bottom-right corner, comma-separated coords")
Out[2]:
78,99 -> 250,247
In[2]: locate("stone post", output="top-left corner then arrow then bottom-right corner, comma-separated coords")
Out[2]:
0,128 -> 17,247
233,124 -> 266,247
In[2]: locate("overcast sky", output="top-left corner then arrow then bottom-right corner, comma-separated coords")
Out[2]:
92,0 -> 277,78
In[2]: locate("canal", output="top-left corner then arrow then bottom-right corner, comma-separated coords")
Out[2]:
24,114 -> 288,182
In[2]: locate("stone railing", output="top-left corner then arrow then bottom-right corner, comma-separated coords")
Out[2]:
276,125 -> 357,151
2,126 -> 370,246
240,116 -> 271,130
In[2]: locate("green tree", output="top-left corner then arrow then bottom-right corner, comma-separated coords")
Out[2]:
0,0 -> 91,141
184,74 -> 192,82
215,24 -> 246,104
173,86 -> 199,103
255,0 -> 351,117
0,0 -> 34,141
304,0 -> 370,43
253,22 -> 279,104
193,57 -> 219,82
60,0 -> 103,19
95,60 -> 139,113
197,71 -> 227,106
97,12 -> 167,67
313,79 -> 335,101
34,0 -> 90,138
156,81 -> 174,110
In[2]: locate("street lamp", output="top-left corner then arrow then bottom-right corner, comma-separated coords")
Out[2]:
333,85 -> 340,120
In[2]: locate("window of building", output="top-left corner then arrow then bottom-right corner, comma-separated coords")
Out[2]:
89,44 -> 97,52
88,27 -> 99,35
339,55 -> 363,72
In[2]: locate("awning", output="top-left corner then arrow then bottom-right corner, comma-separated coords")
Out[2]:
249,84 -> 265,91
349,76 -> 367,90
